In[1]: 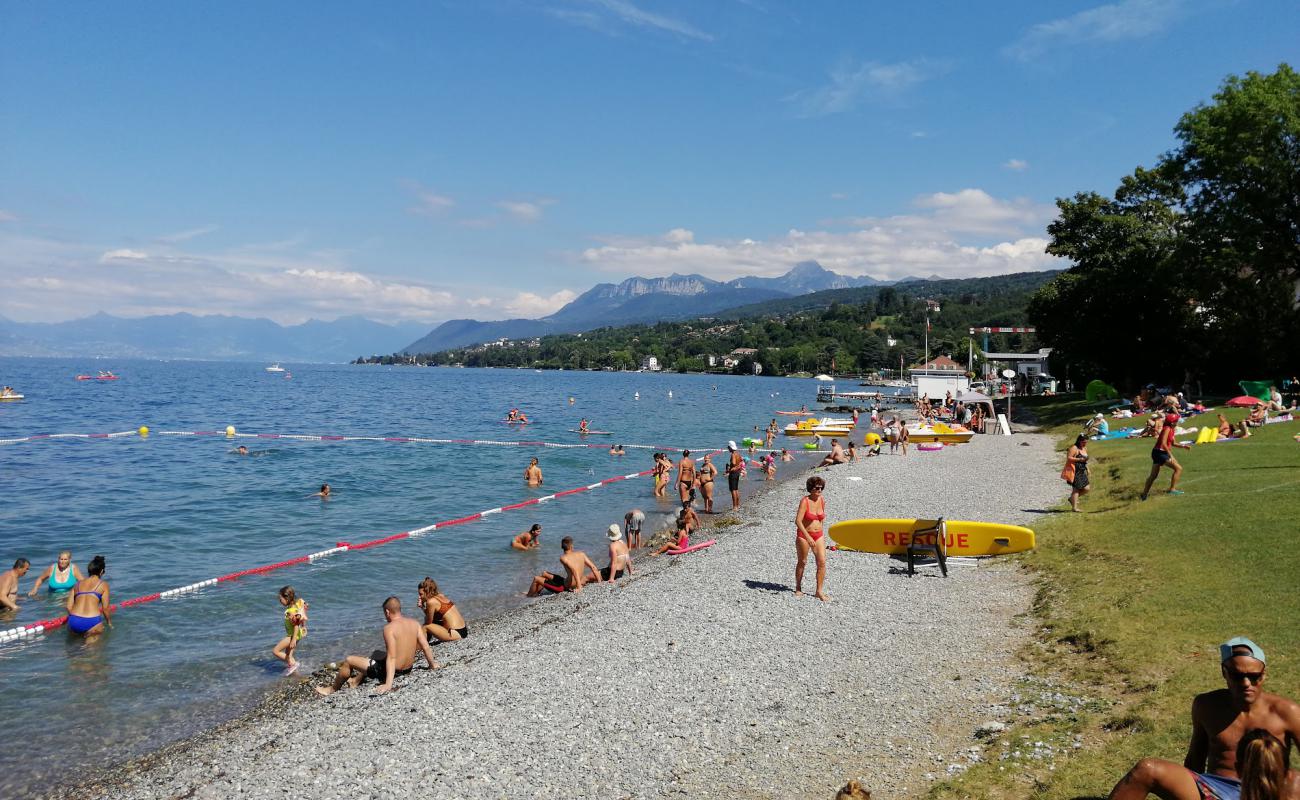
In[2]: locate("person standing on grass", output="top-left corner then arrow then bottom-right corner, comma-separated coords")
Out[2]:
1141,400 -> 1192,501
1107,637 -> 1300,800
794,476 -> 830,602
1064,435 -> 1091,512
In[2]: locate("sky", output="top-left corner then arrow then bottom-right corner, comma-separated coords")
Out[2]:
1,0 -> 1296,326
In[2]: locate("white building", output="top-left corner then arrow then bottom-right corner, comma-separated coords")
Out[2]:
909,354 -> 970,399
640,355 -> 660,372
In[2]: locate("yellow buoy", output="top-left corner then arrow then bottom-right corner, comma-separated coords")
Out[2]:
138,426 -> 149,438
225,425 -> 236,438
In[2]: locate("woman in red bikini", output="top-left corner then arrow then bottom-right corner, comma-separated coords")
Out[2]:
417,577 -> 468,642
794,476 -> 830,601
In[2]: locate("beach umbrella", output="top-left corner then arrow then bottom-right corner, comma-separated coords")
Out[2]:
1225,395 -> 1260,407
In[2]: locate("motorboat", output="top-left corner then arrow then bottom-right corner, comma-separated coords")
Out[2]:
906,422 -> 974,444
0,391 -> 23,401
265,364 -> 285,373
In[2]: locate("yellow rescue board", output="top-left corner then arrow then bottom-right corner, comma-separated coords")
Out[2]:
828,518 -> 1035,556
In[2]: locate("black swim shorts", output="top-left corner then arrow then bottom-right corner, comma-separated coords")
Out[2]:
1151,448 -> 1172,466
728,472 -> 741,491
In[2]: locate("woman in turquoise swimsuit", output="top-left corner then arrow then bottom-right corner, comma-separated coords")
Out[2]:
65,555 -> 111,636
27,551 -> 84,597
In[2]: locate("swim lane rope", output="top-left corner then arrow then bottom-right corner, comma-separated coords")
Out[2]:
0,448 -> 723,646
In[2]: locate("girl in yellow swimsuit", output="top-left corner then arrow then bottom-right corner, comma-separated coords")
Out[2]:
273,585 -> 308,676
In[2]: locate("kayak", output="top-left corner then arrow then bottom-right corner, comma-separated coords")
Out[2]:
0,393 -> 23,401
569,429 -> 613,435
776,411 -> 814,416
76,375 -> 119,381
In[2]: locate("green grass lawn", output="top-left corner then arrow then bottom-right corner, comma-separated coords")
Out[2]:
930,395 -> 1300,799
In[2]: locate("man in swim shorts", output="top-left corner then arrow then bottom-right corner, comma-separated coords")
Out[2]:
1,558 -> 29,611
624,509 -> 645,549
676,450 -> 696,505
725,441 -> 744,509
1140,400 -> 1192,501
527,536 -> 601,596
316,596 -> 437,696
1107,637 -> 1300,799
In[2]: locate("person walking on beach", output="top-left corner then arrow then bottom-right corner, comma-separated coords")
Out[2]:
794,477 -> 830,602
603,525 -> 633,582
417,577 -> 468,642
725,441 -> 744,509
524,457 -> 543,487
676,450 -> 696,505
1107,637 -> 1300,800
527,537 -> 601,596
26,551 -> 83,597
272,585 -> 308,676
1,558 -> 29,611
1063,435 -> 1091,512
512,524 -> 542,550
65,555 -> 111,636
898,423 -> 909,456
624,509 -> 645,549
1140,401 -> 1191,501
316,597 -> 437,696
698,455 -> 717,513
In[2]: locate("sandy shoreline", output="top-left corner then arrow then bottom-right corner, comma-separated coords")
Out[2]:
64,430 -> 1063,800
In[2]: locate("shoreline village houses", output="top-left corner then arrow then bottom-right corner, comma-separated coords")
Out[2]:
909,354 -> 970,398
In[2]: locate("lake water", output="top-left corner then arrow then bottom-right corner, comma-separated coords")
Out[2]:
0,358 -> 872,796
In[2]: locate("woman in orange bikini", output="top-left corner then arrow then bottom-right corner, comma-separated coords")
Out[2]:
794,476 -> 830,601
417,577 -> 468,642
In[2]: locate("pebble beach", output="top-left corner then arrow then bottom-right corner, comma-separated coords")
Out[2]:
72,431 -> 1064,800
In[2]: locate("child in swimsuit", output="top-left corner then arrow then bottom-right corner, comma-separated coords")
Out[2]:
273,585 -> 308,676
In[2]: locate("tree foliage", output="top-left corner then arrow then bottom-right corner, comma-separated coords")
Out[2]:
1030,64 -> 1300,390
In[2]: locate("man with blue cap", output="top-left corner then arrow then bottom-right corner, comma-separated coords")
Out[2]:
1107,637 -> 1300,799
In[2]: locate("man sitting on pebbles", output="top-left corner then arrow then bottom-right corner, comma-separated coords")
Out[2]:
526,536 -> 600,596
818,438 -> 848,467
316,596 -> 438,697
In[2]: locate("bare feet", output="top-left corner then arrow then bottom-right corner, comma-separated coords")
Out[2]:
794,589 -> 804,597
314,686 -> 334,697
815,591 -> 831,602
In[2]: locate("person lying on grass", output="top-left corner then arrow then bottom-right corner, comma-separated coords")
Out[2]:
1107,637 -> 1300,800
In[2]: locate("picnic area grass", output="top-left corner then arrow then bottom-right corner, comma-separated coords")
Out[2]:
930,395 -> 1300,799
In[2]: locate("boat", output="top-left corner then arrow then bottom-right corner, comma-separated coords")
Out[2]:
0,392 -> 23,401
905,422 -> 974,444
783,418 -> 854,437
775,410 -> 814,416
265,364 -> 285,373
76,372 -> 118,381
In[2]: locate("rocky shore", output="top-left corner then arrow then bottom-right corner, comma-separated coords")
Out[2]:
77,432 -> 1063,800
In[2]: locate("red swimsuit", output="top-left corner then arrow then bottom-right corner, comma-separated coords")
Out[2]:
799,498 -> 825,542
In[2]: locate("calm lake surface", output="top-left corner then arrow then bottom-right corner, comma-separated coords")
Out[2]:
0,358 -> 856,796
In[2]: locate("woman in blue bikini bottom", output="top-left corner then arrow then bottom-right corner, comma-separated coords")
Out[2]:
65,555 -> 111,636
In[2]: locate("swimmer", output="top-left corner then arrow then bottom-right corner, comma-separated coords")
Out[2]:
237,445 -> 249,455
512,524 -> 542,550
27,551 -> 83,598
272,585 -> 308,676
568,397 -> 575,405
417,577 -> 468,642
1,559 -> 30,611
602,525 -> 633,582
316,597 -> 437,696
516,411 -> 529,423
311,483 -> 331,499
780,448 -> 794,462
66,555 -> 112,635
524,457 -> 543,487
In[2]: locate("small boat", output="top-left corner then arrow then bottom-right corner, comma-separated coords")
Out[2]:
76,373 -> 118,381
0,392 -> 24,401
784,418 -> 853,437
906,423 -> 974,444
775,410 -> 814,416
265,364 -> 285,373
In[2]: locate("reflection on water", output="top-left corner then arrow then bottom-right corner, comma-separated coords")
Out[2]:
0,358 -> 881,796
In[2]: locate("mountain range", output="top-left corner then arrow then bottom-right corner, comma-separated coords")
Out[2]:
0,313 -> 428,363
403,261 -> 914,353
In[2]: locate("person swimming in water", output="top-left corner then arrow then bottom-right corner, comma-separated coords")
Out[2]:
237,445 -> 249,455
66,555 -> 112,635
1,559 -> 29,612
512,524 -> 542,550
27,551 -> 83,598
311,483 -> 331,499
524,458 -> 543,487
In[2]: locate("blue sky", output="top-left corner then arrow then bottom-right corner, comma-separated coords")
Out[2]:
1,0 -> 1296,324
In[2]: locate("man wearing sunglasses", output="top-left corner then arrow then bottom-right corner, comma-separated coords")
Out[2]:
1108,636 -> 1300,799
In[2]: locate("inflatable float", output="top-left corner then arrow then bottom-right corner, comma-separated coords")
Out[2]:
916,442 -> 944,452
665,539 -> 716,555
775,411 -> 814,416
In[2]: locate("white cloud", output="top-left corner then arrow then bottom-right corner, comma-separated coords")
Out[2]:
563,0 -> 714,41
157,224 -> 219,243
1005,0 -> 1184,61
0,210 -> 17,223
579,188 -> 1061,281
496,198 -> 556,223
829,192 -> 850,201
99,248 -> 149,262
404,180 -> 455,217
503,289 -> 578,317
1003,159 -> 1029,171
788,58 -> 947,117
